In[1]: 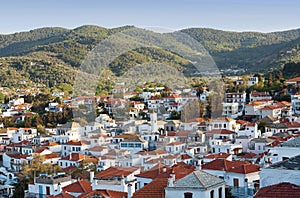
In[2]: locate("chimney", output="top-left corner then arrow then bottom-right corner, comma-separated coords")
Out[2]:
57,182 -> 62,193
90,171 -> 94,183
167,170 -> 175,187
168,176 -> 174,187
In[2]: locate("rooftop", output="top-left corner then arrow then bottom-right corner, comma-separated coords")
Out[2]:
133,178 -> 168,198
172,170 -> 224,189
254,182 -> 300,198
266,154 -> 300,170
94,167 -> 139,179
279,137 -> 300,147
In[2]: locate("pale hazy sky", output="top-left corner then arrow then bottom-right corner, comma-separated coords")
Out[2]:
1,0 -> 300,34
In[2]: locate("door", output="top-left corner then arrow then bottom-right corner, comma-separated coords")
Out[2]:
39,185 -> 43,196
233,178 -> 239,187
46,186 -> 50,195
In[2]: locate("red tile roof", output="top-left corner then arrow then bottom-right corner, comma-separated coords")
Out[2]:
204,153 -> 231,159
65,140 -> 87,146
207,129 -> 236,135
94,167 -> 139,179
238,152 -> 257,159
44,153 -> 60,159
202,159 -> 259,174
254,182 -> 300,198
180,154 -> 193,160
78,189 -> 127,198
175,130 -> 192,136
6,153 -> 29,159
35,147 -> 47,153
49,192 -> 75,198
62,166 -> 77,174
213,117 -> 235,122
60,153 -> 85,161
62,180 -> 92,194
133,178 -> 168,198
167,141 -> 185,146
286,76 -> 300,83
228,163 -> 261,174
136,164 -> 171,179
136,163 -> 194,180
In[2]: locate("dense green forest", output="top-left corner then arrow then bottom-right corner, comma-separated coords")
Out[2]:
1,25 -> 300,88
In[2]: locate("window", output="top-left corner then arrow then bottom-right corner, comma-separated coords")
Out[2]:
121,143 -> 127,147
46,186 -> 50,195
233,178 -> 239,187
134,143 -> 141,148
282,157 -> 289,161
128,143 -> 134,147
210,190 -> 214,198
218,187 -> 222,198
184,192 -> 193,198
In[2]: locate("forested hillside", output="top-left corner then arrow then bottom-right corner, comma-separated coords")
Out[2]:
1,25 -> 300,89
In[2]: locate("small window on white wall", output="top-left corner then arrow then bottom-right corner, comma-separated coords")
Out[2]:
184,192 -> 193,198
210,190 -> 214,198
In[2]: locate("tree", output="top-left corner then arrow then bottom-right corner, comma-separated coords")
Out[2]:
0,91 -> 5,103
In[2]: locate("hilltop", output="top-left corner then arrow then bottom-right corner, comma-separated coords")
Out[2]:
1,25 -> 300,88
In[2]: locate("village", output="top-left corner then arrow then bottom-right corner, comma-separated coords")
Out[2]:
0,74 -> 300,198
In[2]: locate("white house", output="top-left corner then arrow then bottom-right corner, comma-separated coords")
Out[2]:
286,76 -> 300,85
61,140 -> 90,157
2,153 -> 29,171
291,93 -> 300,115
222,102 -> 239,117
202,159 -> 261,189
237,121 -> 260,138
91,167 -> 140,197
11,128 -> 37,143
209,117 -> 239,132
250,91 -> 272,102
119,136 -> 148,153
28,173 -> 72,197
165,142 -> 186,154
265,137 -> 300,164
260,154 -> 300,188
165,170 -> 226,198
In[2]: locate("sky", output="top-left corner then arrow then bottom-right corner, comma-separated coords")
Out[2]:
1,0 -> 300,34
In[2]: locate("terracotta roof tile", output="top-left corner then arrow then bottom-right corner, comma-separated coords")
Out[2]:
254,182 -> 300,198
228,163 -> 261,174
207,129 -> 236,135
133,178 -> 168,198
44,153 -> 60,159
94,167 -> 139,179
62,180 -> 92,193
79,189 -> 127,198
202,159 -> 251,172
49,191 -> 75,198
64,140 -> 86,146
204,153 -> 231,159
286,76 -> 300,83
167,141 -> 185,146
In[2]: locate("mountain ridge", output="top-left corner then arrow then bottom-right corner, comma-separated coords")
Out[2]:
1,25 -> 300,89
